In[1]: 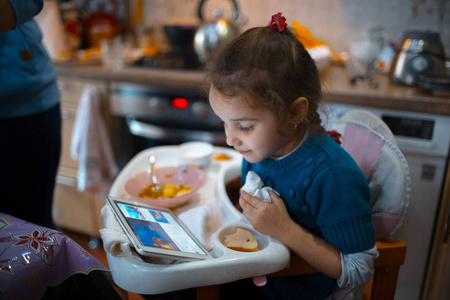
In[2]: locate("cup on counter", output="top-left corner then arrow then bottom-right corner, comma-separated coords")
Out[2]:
178,141 -> 213,170
100,36 -> 123,70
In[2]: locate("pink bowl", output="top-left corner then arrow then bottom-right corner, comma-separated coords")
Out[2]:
124,166 -> 207,208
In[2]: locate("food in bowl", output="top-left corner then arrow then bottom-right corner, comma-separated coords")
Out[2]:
124,166 -> 207,208
214,153 -> 232,161
224,227 -> 259,252
139,183 -> 191,199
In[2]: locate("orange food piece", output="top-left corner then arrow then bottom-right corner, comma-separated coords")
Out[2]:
139,183 -> 191,199
214,153 -> 232,161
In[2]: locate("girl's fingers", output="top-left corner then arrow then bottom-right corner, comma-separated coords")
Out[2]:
240,190 -> 259,209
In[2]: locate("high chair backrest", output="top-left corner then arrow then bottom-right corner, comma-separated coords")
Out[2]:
329,109 -> 411,239
325,109 -> 411,300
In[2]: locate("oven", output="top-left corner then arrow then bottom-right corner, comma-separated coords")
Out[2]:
109,81 -> 227,168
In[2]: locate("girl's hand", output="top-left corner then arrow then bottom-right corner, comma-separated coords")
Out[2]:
241,191 -> 343,279
239,190 -> 294,239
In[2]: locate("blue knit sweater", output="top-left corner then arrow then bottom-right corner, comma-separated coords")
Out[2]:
0,0 -> 59,119
242,133 -> 376,299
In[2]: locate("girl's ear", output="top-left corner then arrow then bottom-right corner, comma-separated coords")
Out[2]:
289,97 -> 309,126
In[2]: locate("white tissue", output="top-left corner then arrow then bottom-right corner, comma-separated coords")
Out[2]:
241,171 -> 278,203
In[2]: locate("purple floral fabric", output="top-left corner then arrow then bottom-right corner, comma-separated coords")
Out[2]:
0,213 -> 108,300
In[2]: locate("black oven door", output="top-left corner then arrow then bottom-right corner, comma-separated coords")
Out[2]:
112,115 -> 227,168
110,82 -> 227,168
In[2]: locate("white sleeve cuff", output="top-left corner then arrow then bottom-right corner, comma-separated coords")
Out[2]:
337,245 -> 379,288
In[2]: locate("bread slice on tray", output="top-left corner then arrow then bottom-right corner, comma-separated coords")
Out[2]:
224,227 -> 259,252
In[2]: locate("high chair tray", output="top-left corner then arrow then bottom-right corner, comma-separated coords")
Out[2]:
105,146 -> 291,294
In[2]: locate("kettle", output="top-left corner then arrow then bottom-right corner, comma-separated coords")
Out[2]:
389,30 -> 446,86
194,0 -> 241,64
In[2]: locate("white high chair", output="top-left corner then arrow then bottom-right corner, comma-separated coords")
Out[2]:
197,109 -> 410,300
324,109 -> 411,299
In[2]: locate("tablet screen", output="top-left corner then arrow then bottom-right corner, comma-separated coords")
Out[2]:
107,197 -> 212,261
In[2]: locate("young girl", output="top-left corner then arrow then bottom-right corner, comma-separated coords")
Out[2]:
208,13 -> 378,300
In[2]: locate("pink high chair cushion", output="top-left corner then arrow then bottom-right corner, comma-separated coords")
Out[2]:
330,112 -> 411,240
372,213 -> 403,240
341,124 -> 383,181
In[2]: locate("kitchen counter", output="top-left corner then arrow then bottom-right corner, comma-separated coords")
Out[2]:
54,63 -> 450,116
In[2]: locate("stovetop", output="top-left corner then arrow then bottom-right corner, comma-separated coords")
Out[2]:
132,50 -> 204,71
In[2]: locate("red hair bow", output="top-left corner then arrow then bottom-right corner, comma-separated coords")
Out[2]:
268,12 -> 287,33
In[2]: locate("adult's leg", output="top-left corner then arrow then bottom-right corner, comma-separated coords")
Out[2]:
0,104 -> 61,228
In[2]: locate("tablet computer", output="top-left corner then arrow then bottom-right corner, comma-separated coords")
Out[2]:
106,196 -> 214,261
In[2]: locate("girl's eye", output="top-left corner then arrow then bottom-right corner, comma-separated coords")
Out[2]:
237,124 -> 253,132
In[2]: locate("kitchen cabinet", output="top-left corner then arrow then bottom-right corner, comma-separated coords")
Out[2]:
422,160 -> 450,300
52,76 -> 111,239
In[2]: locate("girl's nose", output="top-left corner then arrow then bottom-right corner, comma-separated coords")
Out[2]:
226,135 -> 234,147
225,129 -> 240,147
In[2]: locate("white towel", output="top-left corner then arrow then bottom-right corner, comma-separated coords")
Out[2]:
241,171 -> 278,203
71,85 -> 119,195
99,205 -> 134,257
178,205 -> 213,251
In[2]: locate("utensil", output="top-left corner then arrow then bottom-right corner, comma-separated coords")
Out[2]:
147,155 -> 162,198
194,0 -> 242,64
389,30 -> 446,86
162,18 -> 201,67
163,21 -> 199,50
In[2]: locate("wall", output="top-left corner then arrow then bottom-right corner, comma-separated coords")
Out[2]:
139,0 -> 450,57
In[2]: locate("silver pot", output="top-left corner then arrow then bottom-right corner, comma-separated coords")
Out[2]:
194,0 -> 241,64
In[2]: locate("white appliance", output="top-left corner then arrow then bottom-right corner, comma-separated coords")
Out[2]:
322,103 -> 450,300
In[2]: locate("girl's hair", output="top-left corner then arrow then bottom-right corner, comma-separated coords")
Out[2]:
207,26 -> 325,135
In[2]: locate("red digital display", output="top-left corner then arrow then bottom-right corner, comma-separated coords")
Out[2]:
171,98 -> 189,109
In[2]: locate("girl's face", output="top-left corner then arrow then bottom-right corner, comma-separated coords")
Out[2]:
209,86 -> 303,163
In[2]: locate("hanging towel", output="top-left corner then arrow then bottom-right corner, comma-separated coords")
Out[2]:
71,85 -> 119,195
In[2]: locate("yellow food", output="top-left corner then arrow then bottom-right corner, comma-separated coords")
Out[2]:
214,153 -> 232,161
139,183 -> 191,199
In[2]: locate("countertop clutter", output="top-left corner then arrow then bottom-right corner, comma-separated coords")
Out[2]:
54,63 -> 450,116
